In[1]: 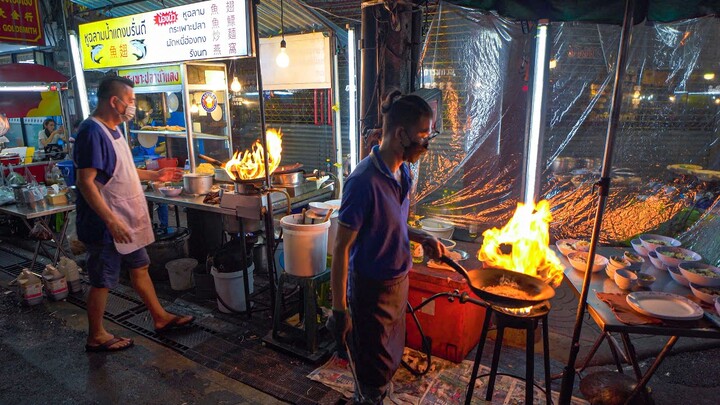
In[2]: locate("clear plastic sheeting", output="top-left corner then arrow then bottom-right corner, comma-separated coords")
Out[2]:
416,3 -> 720,253
414,2 -> 530,231
542,17 -> 720,248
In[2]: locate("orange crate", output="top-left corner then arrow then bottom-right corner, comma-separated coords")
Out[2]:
406,261 -> 489,363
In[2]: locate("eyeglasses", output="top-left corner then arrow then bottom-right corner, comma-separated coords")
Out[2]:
421,130 -> 440,147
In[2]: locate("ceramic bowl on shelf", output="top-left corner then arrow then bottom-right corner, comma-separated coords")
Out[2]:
556,239 -> 578,257
648,251 -> 665,269
636,273 -> 656,288
614,269 -> 638,290
567,251 -> 608,273
655,246 -> 701,269
689,283 -> 720,304
631,238 -> 649,257
678,262 -> 720,287
419,218 -> 454,240
639,234 -> 681,253
668,266 -> 690,287
623,251 -> 645,271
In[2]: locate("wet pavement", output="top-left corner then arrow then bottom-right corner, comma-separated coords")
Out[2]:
1,237 -> 720,404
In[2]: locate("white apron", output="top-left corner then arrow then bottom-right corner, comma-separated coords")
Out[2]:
91,118 -> 155,254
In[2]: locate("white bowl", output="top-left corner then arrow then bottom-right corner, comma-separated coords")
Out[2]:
647,251 -> 665,269
655,246 -> 702,268
631,238 -> 649,257
678,262 -> 720,287
420,218 -> 454,239
689,283 -> 720,304
623,251 -> 645,271
567,251 -> 608,273
556,239 -> 578,257
614,268 -> 638,290
606,265 -> 618,279
159,186 -> 182,197
308,201 -> 333,215
639,234 -> 681,253
636,273 -> 656,288
668,266 -> 690,287
715,296 -> 720,316
324,199 -> 341,211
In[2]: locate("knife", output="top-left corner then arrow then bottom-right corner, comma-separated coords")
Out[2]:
703,310 -> 720,328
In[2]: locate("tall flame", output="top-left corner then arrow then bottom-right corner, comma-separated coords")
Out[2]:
478,200 -> 564,287
224,129 -> 282,180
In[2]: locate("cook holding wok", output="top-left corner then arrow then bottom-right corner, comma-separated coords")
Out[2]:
328,90 -> 446,404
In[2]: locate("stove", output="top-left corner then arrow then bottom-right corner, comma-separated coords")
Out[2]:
272,181 -> 316,197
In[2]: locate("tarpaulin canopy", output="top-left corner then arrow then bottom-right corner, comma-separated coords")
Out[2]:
0,64 -> 68,118
444,0 -> 720,23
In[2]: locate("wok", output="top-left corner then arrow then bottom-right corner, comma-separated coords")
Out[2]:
439,255 -> 555,308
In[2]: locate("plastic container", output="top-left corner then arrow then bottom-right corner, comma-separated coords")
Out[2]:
165,258 -> 197,291
280,213 -> 330,277
157,157 -> 179,169
406,267 -> 489,363
56,160 -> 75,187
42,265 -> 68,301
16,268 -> 43,306
145,227 -> 190,282
211,263 -> 255,313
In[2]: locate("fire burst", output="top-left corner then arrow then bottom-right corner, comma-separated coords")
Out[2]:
478,200 -> 564,287
224,129 -> 282,180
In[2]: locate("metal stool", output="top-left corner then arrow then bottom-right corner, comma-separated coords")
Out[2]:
465,301 -> 553,405
272,270 -> 330,353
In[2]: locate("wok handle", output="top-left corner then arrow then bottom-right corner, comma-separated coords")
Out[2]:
439,255 -> 472,282
198,154 -> 223,167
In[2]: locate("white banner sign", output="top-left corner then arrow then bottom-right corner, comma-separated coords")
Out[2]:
259,32 -> 332,90
78,0 -> 249,69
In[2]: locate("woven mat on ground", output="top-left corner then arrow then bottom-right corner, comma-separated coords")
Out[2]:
308,348 -> 589,404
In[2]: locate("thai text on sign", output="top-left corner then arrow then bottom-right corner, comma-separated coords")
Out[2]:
78,0 -> 249,69
118,65 -> 182,87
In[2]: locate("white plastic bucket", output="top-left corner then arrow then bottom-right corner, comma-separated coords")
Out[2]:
165,258 -> 197,291
211,263 -> 255,313
280,213 -> 330,277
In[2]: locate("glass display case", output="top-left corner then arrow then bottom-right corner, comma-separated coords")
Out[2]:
123,62 -> 233,172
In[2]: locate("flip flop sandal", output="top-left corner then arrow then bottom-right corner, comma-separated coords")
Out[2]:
154,314 -> 195,333
85,336 -> 134,353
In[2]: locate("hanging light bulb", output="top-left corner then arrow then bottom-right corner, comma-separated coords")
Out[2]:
190,103 -> 199,114
276,39 -> 289,68
231,76 -> 242,92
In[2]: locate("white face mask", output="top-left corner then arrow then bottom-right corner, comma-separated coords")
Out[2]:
115,98 -> 136,122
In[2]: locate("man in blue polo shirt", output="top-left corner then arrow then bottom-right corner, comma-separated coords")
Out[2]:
75,76 -> 193,353
329,91 -> 445,403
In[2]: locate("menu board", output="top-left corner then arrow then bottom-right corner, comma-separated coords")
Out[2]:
78,0 -> 249,70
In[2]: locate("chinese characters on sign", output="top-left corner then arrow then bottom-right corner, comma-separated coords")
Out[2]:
78,0 -> 249,69
0,0 -> 45,45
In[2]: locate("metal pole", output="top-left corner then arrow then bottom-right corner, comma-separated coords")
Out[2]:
558,0 -> 635,402
251,0 -> 278,313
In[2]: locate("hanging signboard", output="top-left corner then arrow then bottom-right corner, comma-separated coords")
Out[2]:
118,65 -> 183,87
0,0 -> 45,45
259,32 -> 332,90
78,0 -> 249,70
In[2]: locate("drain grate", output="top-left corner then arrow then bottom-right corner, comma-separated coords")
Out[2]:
77,288 -> 143,317
124,311 -> 214,349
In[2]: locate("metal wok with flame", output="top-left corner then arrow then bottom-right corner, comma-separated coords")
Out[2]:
223,129 -> 283,181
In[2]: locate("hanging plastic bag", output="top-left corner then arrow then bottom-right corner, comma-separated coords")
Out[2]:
29,221 -> 53,240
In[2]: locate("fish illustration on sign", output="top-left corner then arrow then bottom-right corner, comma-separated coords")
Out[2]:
90,44 -> 104,64
130,39 -> 147,60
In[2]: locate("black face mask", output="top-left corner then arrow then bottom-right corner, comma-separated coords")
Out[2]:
401,129 -> 431,161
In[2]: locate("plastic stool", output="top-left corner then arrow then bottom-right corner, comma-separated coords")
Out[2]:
272,270 -> 330,353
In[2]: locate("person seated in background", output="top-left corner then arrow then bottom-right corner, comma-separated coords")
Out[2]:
38,118 -> 67,147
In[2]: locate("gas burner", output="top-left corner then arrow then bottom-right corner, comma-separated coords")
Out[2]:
234,178 -> 266,195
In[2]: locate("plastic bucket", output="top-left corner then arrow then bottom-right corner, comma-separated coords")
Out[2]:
57,160 -> 75,187
211,263 -> 255,313
165,258 -> 197,291
280,213 -> 330,277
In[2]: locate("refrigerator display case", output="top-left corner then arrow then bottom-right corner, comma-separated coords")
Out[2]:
124,62 -> 233,172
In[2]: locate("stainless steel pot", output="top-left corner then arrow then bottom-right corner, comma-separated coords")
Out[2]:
183,173 -> 214,195
272,171 -> 304,185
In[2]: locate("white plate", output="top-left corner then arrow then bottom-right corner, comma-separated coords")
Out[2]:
626,291 -> 703,321
166,93 -> 179,112
138,132 -> 158,148
210,108 -> 223,121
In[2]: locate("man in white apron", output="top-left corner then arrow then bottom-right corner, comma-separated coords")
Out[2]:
74,76 -> 192,352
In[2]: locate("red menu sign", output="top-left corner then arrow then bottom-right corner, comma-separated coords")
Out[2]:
0,0 -> 45,45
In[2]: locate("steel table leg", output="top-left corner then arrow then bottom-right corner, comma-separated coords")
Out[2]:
624,335 -> 679,405
620,332 -> 643,380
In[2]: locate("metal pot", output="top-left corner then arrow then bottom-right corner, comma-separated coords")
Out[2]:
272,171 -> 304,185
182,173 -> 214,195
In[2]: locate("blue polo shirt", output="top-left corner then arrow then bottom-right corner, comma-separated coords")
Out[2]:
72,119 -> 120,244
338,146 -> 412,280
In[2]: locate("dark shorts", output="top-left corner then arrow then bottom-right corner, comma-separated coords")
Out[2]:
86,243 -> 151,288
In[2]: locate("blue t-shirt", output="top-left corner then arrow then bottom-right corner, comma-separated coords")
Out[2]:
72,119 -> 120,244
338,145 -> 412,280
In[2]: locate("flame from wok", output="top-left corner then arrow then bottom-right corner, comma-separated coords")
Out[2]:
478,200 -> 564,288
224,129 -> 282,180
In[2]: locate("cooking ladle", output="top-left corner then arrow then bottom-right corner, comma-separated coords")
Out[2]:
438,255 -> 555,308
198,153 -> 224,167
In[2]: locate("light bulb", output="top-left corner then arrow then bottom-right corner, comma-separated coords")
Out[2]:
231,76 -> 241,92
704,72 -> 715,80
276,39 -> 289,68
190,103 -> 199,114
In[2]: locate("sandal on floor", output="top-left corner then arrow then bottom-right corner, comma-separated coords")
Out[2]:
154,314 -> 195,333
85,336 -> 134,353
